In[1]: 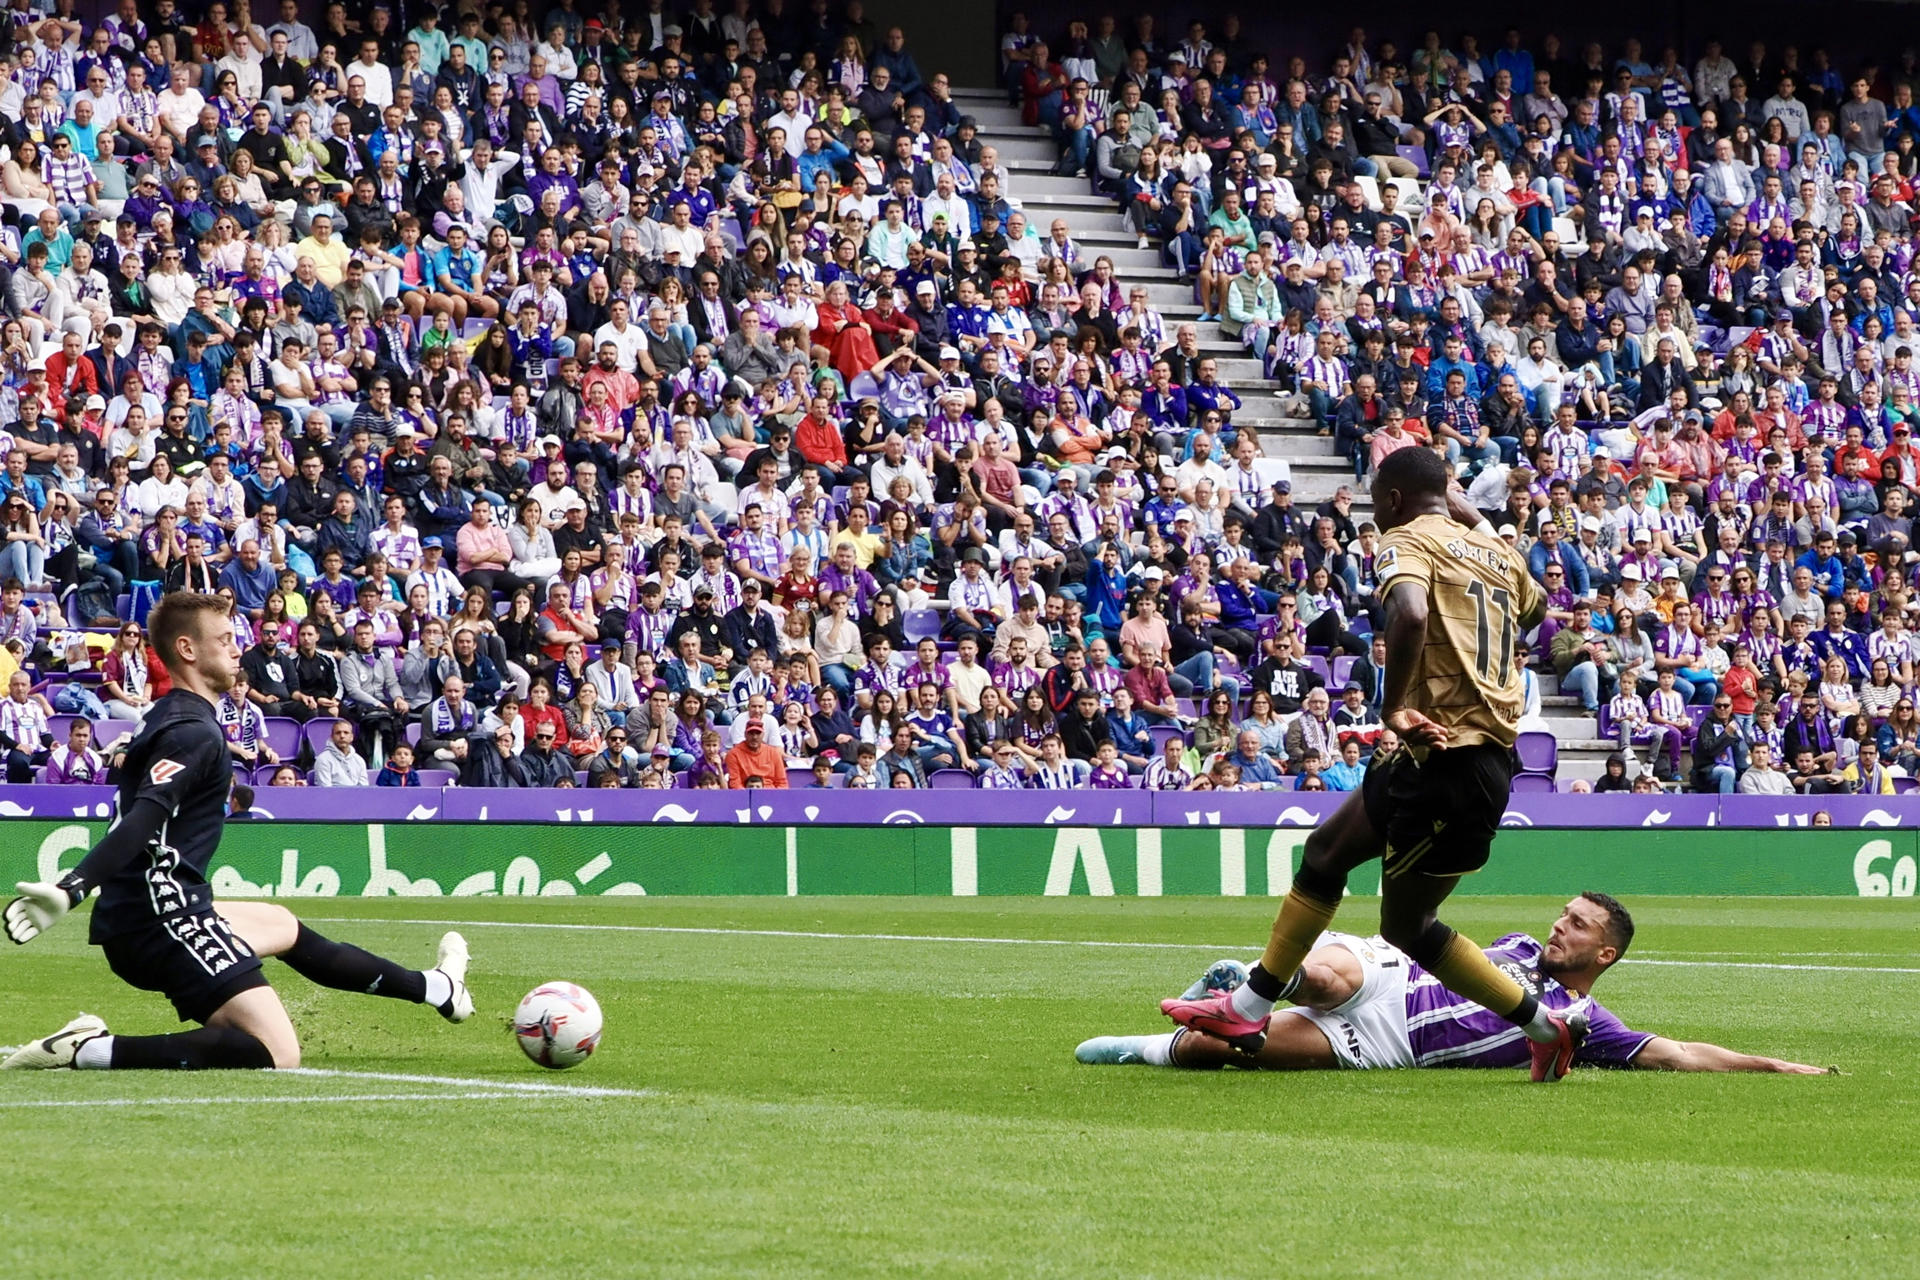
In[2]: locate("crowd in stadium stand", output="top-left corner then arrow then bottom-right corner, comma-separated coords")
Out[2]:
0,4 -> 1917,797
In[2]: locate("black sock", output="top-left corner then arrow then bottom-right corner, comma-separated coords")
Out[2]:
109,1027 -> 274,1070
1244,963 -> 1303,1003
280,923 -> 427,1003
1505,992 -> 1542,1029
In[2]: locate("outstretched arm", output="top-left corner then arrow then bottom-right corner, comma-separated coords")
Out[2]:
5,797 -> 171,943
1633,1035 -> 1830,1074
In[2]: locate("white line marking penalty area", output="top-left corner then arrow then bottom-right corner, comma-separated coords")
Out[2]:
0,1066 -> 652,1108
285,1067 -> 651,1097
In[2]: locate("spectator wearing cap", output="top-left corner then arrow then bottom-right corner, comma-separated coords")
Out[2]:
724,715 -> 788,789
905,284 -> 951,358
722,579 -> 781,663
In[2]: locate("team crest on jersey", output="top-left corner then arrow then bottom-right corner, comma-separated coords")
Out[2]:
148,759 -> 185,786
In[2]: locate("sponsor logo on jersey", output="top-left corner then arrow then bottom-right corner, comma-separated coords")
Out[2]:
1374,546 -> 1399,580
149,759 -> 185,786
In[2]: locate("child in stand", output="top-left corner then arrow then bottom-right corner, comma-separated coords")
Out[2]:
1608,661 -> 1651,776
977,740 -> 1028,789
784,653 -> 816,712
1646,666 -> 1692,782
374,742 -> 419,786
845,742 -> 884,789
1208,759 -> 1253,791
1086,740 -> 1131,788
1723,640 -> 1760,732
1745,700 -> 1785,762
637,744 -> 677,788
1697,621 -> 1731,696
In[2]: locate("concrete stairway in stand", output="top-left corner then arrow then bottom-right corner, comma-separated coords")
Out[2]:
951,88 -> 1609,784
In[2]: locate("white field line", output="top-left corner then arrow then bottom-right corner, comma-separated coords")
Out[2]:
0,1092 -> 569,1109
285,1067 -> 651,1097
1621,959 -> 1920,974
306,917 -> 1920,975
1635,950 -> 1918,959
0,1066 -> 653,1111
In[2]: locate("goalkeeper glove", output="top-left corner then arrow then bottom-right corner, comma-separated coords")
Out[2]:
4,879 -> 84,946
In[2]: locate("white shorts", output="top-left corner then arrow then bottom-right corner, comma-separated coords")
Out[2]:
1275,932 -> 1416,1070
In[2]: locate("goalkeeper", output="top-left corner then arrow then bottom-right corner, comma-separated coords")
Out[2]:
3,592 -> 472,1073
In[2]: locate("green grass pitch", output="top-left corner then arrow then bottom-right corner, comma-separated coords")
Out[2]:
1,894 -> 1914,1278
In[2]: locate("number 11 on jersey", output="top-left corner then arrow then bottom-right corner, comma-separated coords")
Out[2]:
1463,578 -> 1514,686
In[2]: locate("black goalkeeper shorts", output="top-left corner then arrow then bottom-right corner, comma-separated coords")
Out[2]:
100,910 -> 270,1024
1362,742 -> 1514,879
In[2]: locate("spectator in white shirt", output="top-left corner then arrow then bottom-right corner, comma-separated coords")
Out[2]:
346,40 -> 393,107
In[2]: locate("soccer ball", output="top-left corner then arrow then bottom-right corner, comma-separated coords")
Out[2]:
512,982 -> 604,1070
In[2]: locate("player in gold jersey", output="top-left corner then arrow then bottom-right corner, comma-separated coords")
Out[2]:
1160,447 -> 1587,1081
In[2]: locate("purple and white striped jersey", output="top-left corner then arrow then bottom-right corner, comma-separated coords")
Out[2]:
1402,933 -> 1651,1069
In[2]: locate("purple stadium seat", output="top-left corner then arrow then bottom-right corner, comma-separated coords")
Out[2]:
1331,656 -> 1357,686
47,714 -> 80,743
1304,656 -> 1333,685
1893,775 -> 1919,795
1148,724 -> 1187,756
929,768 -> 976,789
416,769 -> 458,787
902,609 -> 942,644
1509,773 -> 1557,793
91,721 -> 137,749
262,717 -> 303,760
1513,731 -> 1558,775
302,717 -> 344,758
1594,705 -> 1652,746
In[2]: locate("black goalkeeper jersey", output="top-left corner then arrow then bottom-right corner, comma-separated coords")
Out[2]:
89,690 -> 233,942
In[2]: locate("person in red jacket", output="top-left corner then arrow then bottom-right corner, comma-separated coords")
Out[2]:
863,287 -> 920,356
1018,40 -> 1068,127
43,331 -> 99,420
793,392 -> 855,483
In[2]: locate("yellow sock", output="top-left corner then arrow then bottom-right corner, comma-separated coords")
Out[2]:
1425,931 -> 1528,1018
1257,887 -> 1342,982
